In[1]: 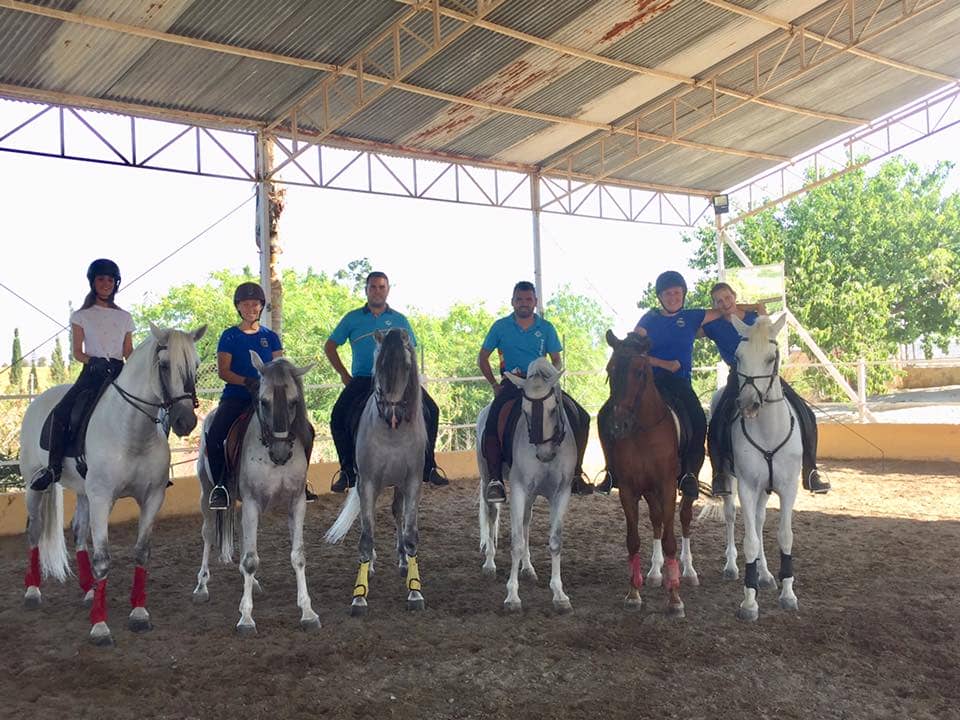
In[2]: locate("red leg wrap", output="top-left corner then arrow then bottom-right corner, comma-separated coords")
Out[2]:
24,546 -> 41,588
664,557 -> 681,590
90,579 -> 108,625
76,550 -> 95,593
130,566 -> 148,609
629,553 -> 644,590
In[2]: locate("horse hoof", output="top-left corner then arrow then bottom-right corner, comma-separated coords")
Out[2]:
737,606 -> 759,622
520,567 -> 537,582
300,617 -> 322,632
83,589 -> 94,608
24,586 -> 41,610
236,623 -> 258,636
89,623 -> 114,647
623,597 -> 642,612
503,600 -> 522,612
192,589 -> 210,604
682,574 -> 700,587
722,568 -> 739,581
647,575 -> 663,588
481,565 -> 496,578
759,575 -> 778,590
553,600 -> 573,614
779,596 -> 799,611
407,597 -> 426,611
667,602 -> 686,618
128,611 -> 153,633
350,600 -> 368,617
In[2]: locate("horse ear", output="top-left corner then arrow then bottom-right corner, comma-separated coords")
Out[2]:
293,362 -> 314,378
374,329 -> 384,343
150,322 -> 170,344
249,350 -> 264,371
770,312 -> 787,336
731,315 -> 749,336
605,329 -> 620,349
191,325 -> 207,342
504,371 -> 525,389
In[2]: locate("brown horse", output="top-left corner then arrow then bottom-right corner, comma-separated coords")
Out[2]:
599,330 -> 699,616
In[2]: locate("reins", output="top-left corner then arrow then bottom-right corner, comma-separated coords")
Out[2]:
110,342 -> 199,426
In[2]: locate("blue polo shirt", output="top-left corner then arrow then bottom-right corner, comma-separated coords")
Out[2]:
482,314 -> 562,375
217,325 -> 282,400
702,312 -> 758,366
635,308 -> 707,381
329,305 -> 417,377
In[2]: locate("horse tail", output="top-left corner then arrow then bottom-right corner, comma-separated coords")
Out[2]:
36,485 -> 70,583
697,496 -> 727,522
216,503 -> 235,564
324,486 -> 360,544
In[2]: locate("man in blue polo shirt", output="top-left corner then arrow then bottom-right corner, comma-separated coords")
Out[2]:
477,280 -> 592,503
703,282 -> 829,496
324,271 -> 446,493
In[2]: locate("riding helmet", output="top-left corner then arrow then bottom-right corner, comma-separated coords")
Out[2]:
234,281 -> 266,306
654,270 -> 687,297
86,258 -> 121,292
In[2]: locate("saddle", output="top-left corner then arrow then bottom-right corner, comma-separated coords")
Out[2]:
223,409 -> 255,496
495,397 -> 524,467
38,381 -> 113,478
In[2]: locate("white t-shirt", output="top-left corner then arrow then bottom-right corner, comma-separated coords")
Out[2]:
71,305 -> 135,360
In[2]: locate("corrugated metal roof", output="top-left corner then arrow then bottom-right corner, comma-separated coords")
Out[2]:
1,0 -> 958,197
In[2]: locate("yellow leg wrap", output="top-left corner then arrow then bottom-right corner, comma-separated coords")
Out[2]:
406,555 -> 422,592
353,561 -> 370,598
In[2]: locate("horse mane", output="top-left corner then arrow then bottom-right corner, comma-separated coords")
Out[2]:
374,329 -> 420,412
260,358 -> 313,449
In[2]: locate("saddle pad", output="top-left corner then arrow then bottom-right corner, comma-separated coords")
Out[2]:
38,383 -> 110,459
224,410 -> 255,481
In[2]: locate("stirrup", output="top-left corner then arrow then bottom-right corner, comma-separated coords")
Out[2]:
209,485 -> 230,511
803,469 -> 830,494
425,466 -> 449,486
678,473 -> 699,499
29,467 -> 59,493
304,483 -> 318,503
595,470 -> 615,495
572,471 -> 594,496
330,468 -> 355,493
485,479 -> 506,504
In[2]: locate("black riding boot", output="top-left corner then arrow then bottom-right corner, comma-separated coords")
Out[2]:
803,467 -> 831,494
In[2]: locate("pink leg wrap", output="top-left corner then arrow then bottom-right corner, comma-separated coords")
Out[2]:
24,547 -> 41,588
664,557 -> 681,590
629,553 -> 644,590
130,566 -> 148,609
90,578 -> 108,625
76,550 -> 95,593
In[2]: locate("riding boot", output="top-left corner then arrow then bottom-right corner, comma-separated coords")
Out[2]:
711,471 -> 734,497
31,414 -> 67,492
424,465 -> 450,486
802,467 -> 831,494
678,472 -> 699,499
571,470 -> 595,496
304,484 -> 318,503
485,479 -> 507,504
330,467 -> 357,493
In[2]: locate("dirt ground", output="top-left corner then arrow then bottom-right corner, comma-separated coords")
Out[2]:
1,460 -> 958,720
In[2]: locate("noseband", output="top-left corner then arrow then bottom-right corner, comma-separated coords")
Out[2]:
735,339 -> 784,407
111,342 -> 199,426
522,386 -> 566,446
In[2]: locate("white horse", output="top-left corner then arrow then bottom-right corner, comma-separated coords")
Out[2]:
477,357 -> 577,612
193,352 -> 319,634
325,328 -> 427,616
722,314 -> 803,621
19,324 -> 205,646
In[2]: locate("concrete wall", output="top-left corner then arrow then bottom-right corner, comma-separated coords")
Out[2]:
3,427 -> 959,537
897,366 -> 960,390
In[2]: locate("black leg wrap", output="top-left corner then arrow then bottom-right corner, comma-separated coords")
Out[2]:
744,560 -> 759,591
778,552 -> 793,581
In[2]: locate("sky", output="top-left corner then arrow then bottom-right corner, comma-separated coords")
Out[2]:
1,100 -> 959,370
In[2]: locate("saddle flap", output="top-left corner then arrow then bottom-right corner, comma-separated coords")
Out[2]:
39,385 -> 108,459
496,398 -> 522,468
224,410 -> 255,480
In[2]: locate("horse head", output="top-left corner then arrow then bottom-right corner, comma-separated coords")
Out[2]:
732,313 -> 787,418
604,330 -> 654,439
250,353 -> 313,465
149,323 -> 206,437
505,357 -> 565,462
372,328 -> 419,430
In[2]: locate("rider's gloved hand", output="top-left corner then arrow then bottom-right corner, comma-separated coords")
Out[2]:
243,376 -> 260,397
86,357 -> 110,376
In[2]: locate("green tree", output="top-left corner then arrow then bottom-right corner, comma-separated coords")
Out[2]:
28,360 -> 40,395
50,337 -> 67,384
334,257 -> 373,293
10,328 -> 23,387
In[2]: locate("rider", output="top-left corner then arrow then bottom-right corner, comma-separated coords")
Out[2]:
325,271 -> 447,493
703,282 -> 830,495
477,281 -> 593,503
596,271 -> 756,497
30,258 -> 134,492
206,282 -> 317,510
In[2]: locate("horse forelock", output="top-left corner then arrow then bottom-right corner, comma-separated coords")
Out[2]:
259,358 -> 311,442
743,316 -> 774,357
374,330 -> 419,407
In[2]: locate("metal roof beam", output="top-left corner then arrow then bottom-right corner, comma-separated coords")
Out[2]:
542,0 -> 947,198
393,0 -> 867,126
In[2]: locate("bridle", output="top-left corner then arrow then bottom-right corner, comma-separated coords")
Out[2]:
522,384 -> 566,446
375,387 -> 409,428
110,342 -> 199,426
735,339 -> 784,408
608,347 -> 669,434
256,381 -> 296,463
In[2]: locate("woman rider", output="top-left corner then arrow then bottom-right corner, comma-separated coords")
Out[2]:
30,258 -> 134,492
703,282 -> 830,495
206,282 -> 316,510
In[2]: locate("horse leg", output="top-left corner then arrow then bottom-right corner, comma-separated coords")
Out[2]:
737,485 -> 761,622
73,495 -> 95,606
351,480 -> 376,617
192,500 -> 216,604
660,490 -> 684,618
402,478 -> 425,611
504,484 -> 528,611
289,494 -> 320,631
236,501 -> 261,635
756,498 -> 777,589
547,486 -> 572,613
620,488 -> 643,611
125,486 -> 165,634
87,494 -> 114,646
392,487 -> 407,575
722,494 -> 739,580
678,494 -> 699,586
23,489 -> 45,609
645,492 -> 664,588
777,484 -> 799,611
520,490 -> 537,581
479,489 -> 500,577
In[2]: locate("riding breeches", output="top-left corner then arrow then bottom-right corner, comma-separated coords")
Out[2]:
205,397 -> 250,486
653,373 -> 706,479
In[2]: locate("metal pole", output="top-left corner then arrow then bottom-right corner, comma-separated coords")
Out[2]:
530,172 -> 544,314
715,210 -> 726,281
254,131 -> 272,330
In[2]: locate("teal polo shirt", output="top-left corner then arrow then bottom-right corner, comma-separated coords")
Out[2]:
482,313 -> 562,376
329,305 -> 417,377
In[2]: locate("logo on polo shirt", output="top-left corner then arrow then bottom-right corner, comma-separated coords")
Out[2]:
534,330 -> 542,338
676,317 -> 686,328
385,320 -> 393,327
260,338 -> 269,348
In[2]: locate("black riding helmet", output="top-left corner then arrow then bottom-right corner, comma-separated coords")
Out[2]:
654,270 -> 687,307
234,281 -> 266,311
87,258 -> 121,294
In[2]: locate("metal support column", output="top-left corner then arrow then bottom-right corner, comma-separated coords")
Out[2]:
254,131 -> 273,330
715,211 -> 726,281
530,173 -> 544,313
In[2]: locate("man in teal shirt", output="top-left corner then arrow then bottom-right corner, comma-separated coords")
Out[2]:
325,271 -> 446,492
477,281 -> 592,503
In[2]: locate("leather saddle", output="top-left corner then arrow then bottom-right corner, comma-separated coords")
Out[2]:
38,382 -> 112,478
223,409 -> 255,496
